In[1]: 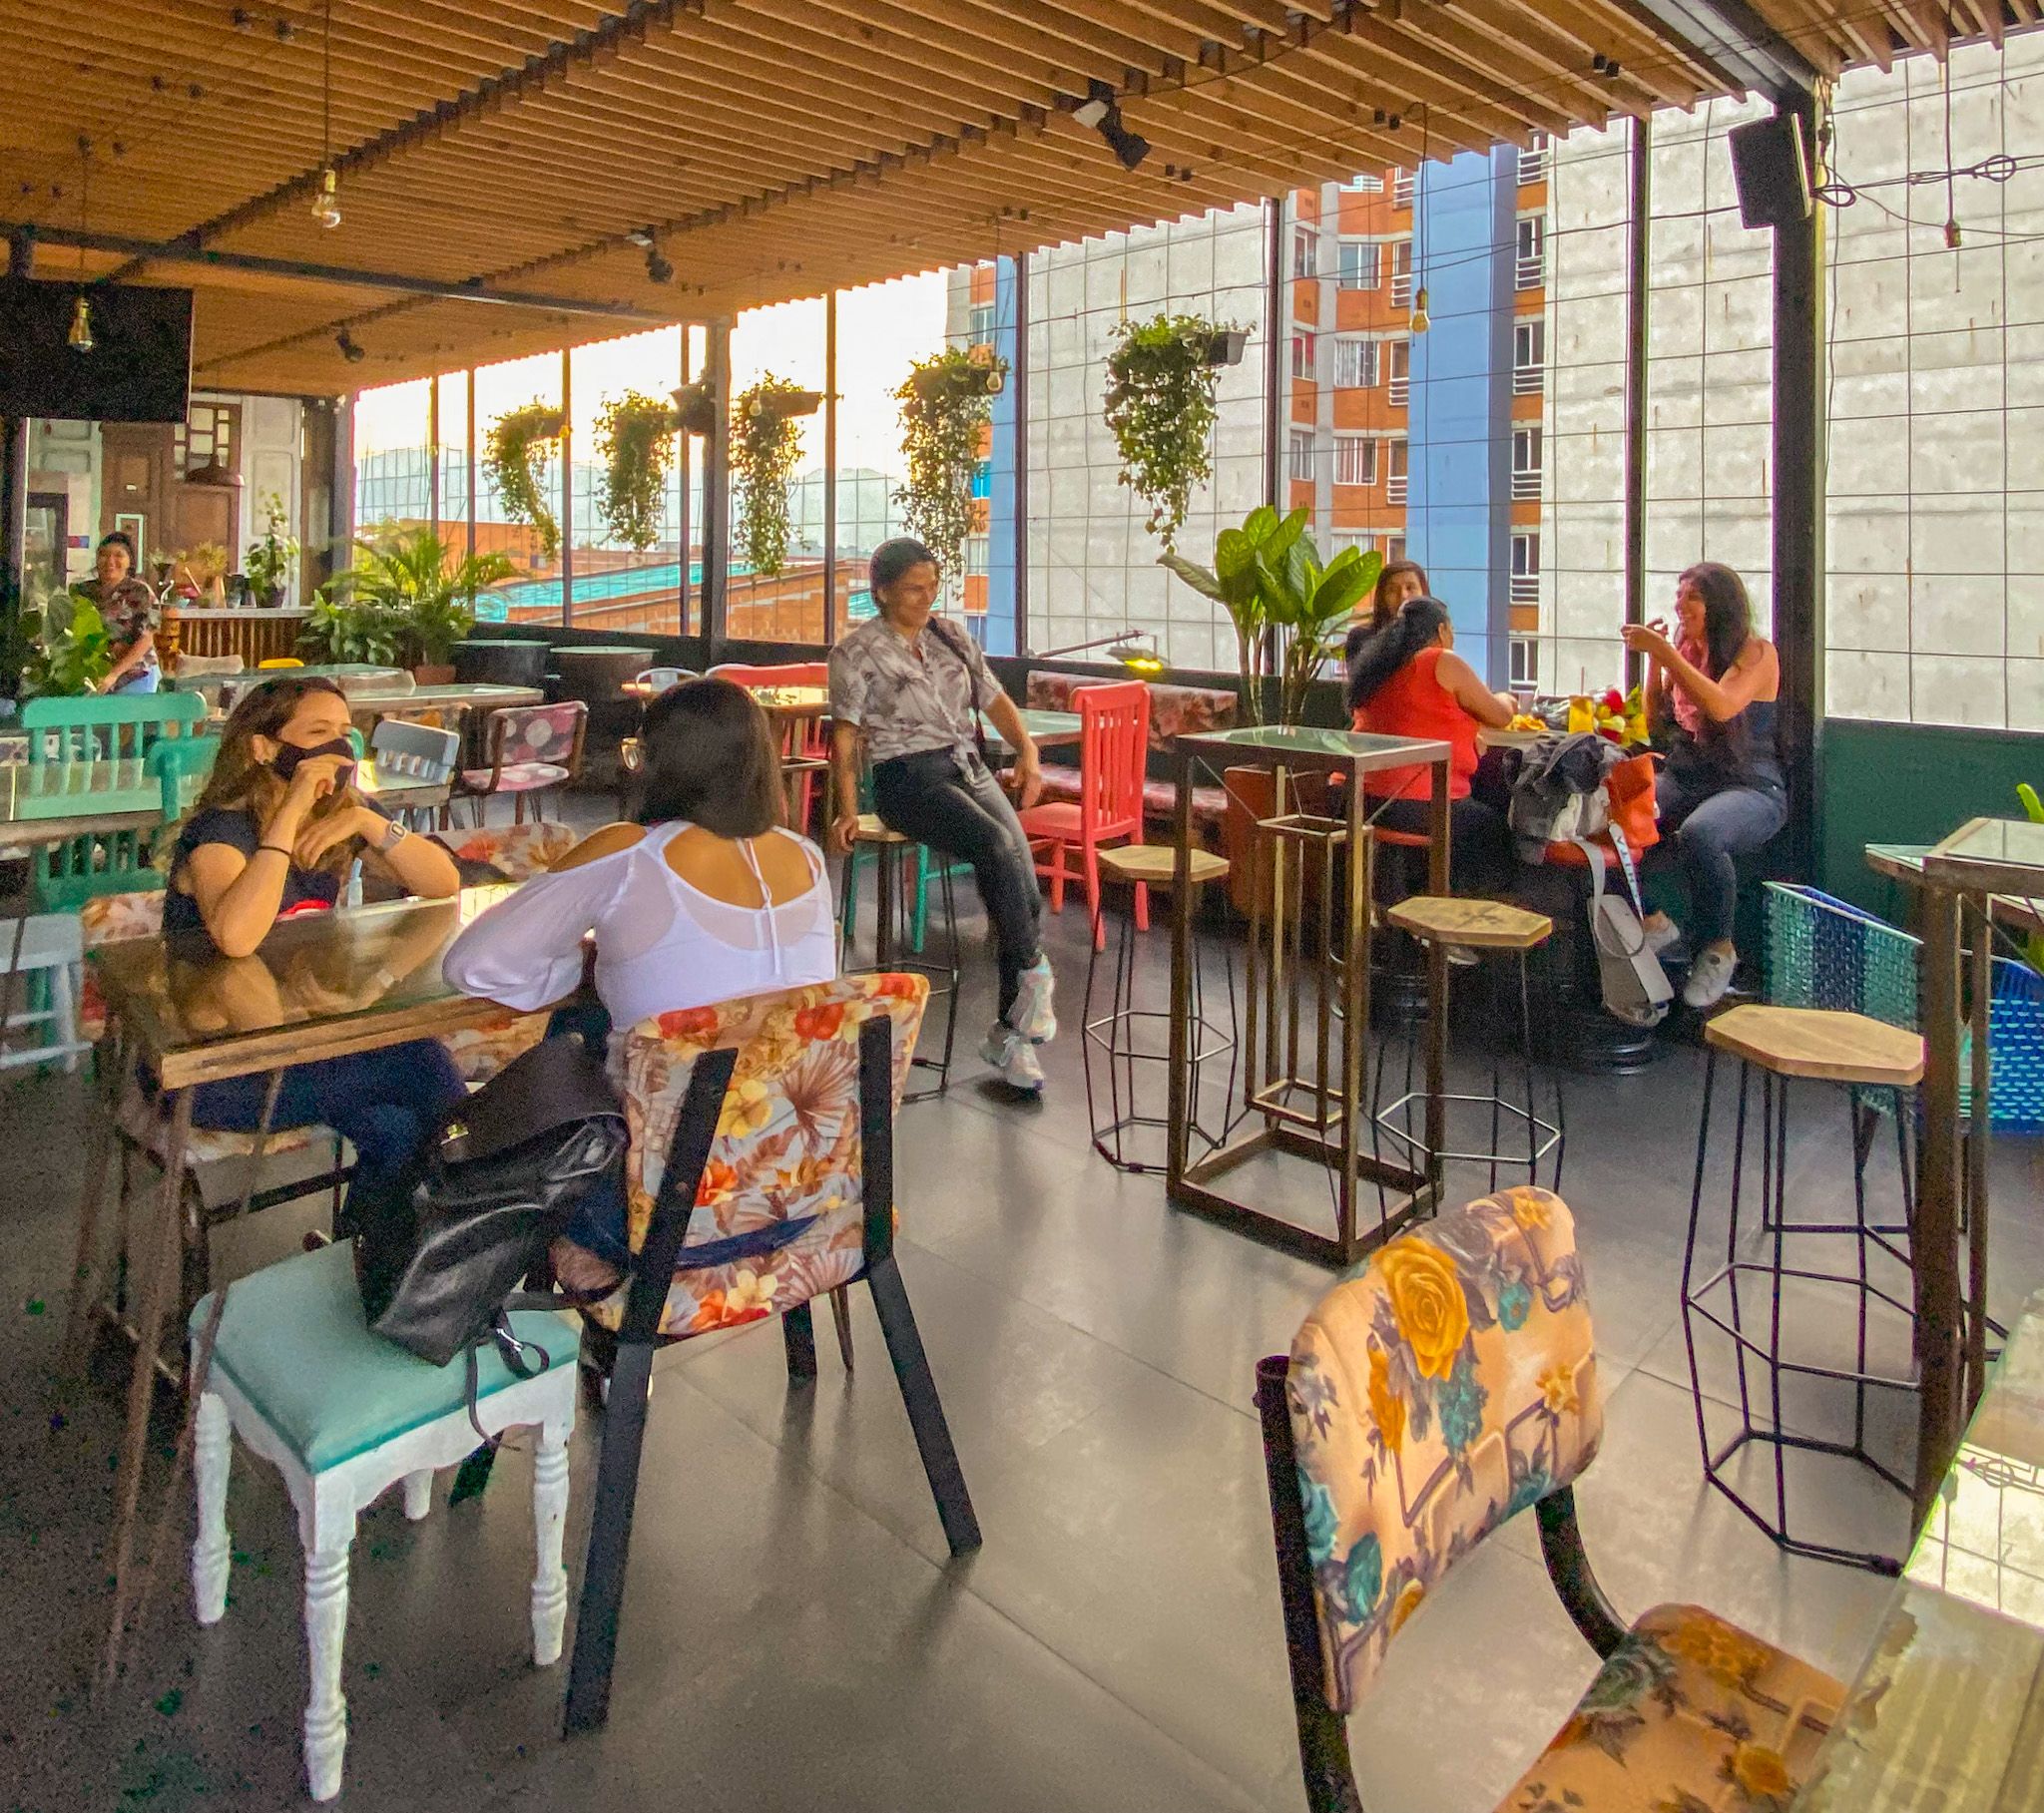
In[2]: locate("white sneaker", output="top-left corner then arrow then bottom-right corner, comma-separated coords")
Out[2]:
1682,947 -> 1740,1009
980,1024 -> 1045,1093
1008,955 -> 1057,1043
1643,919 -> 1685,957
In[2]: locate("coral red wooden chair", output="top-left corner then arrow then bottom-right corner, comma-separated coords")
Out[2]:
1017,680 -> 1151,950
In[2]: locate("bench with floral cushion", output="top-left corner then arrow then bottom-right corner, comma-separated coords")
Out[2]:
1023,673 -> 1236,843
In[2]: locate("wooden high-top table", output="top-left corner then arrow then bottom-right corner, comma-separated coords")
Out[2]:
1164,723 -> 1452,1268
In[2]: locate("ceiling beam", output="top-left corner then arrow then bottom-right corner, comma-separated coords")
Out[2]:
7,223 -> 687,323
1619,0 -> 1820,103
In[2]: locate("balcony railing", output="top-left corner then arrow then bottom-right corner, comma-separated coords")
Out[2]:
1385,475 -> 1408,504
1519,149 -> 1548,185
1388,375 -> 1409,406
1392,171 -> 1414,209
1390,273 -> 1412,308
1511,470 -> 1541,500
1515,255 -> 1543,290
1512,365 -> 1543,396
1509,574 -> 1540,604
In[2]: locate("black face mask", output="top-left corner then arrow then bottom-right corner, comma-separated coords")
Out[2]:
270,736 -> 356,784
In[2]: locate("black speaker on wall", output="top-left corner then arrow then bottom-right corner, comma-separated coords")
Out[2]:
1728,113 -> 1812,230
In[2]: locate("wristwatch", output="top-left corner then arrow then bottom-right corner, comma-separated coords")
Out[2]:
376,816 -> 409,854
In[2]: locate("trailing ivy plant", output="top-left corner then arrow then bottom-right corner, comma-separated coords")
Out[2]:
483,400 -> 566,561
732,374 -> 815,578
893,344 -> 1008,584
594,391 -> 681,551
1102,312 -> 1237,549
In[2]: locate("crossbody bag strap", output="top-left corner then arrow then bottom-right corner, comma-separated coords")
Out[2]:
928,617 -> 991,767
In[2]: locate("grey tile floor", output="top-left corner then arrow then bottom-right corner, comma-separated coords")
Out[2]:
4,825 -> 2041,1813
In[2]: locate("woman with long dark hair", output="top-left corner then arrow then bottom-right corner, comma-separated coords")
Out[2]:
445,679 -> 836,1262
826,536 -> 1053,1095
1346,595 -> 1516,891
1341,558 -> 1429,670
1621,561 -> 1784,1008
164,676 -> 466,1197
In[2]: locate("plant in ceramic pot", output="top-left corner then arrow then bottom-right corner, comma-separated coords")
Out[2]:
594,391 -> 682,552
1103,312 -> 1241,550
17,589 -> 114,696
483,400 -> 567,561
893,343 -> 1009,587
1160,506 -> 1378,727
318,526 -> 516,680
243,490 -> 299,607
732,374 -> 818,578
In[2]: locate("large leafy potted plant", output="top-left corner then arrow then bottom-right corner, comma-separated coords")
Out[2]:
15,588 -> 115,696
1160,506 -> 1379,726
595,391 -> 681,551
483,400 -> 567,562
317,526 -> 517,680
1103,312 -> 1240,549
732,374 -> 818,578
243,490 -> 299,607
893,343 -> 1008,585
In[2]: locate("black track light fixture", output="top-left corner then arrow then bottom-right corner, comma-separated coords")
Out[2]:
335,327 -> 365,363
1072,78 -> 1150,173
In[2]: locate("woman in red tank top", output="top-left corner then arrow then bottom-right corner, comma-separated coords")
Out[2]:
1347,596 -> 1517,892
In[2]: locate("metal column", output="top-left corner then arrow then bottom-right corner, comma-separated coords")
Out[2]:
823,291 -> 838,643
1771,88 -> 1824,883
1623,115 -> 1652,692
559,346 -> 574,627
703,318 -> 733,657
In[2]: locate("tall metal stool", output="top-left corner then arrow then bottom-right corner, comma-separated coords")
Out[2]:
1371,897 -> 1565,1193
840,814 -> 960,1103
1082,844 -> 1238,1172
1680,1004 -> 1922,1574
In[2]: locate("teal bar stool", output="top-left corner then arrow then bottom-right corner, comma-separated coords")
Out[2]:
189,1240 -> 578,1802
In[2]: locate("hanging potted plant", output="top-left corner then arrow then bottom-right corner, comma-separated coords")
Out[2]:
594,391 -> 681,552
671,381 -> 715,436
1102,312 -> 1241,549
483,400 -> 567,562
732,373 -> 818,578
893,343 -> 1008,586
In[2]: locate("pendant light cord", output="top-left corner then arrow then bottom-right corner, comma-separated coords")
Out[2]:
321,0 -> 333,169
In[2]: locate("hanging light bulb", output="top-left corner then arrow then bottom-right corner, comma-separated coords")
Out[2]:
67,291 -> 95,352
1409,285 -> 1430,334
311,166 -> 342,229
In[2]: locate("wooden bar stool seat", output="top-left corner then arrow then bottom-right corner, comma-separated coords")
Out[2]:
842,815 -> 959,1102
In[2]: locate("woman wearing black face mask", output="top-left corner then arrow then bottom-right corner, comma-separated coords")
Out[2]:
161,677 -> 465,1201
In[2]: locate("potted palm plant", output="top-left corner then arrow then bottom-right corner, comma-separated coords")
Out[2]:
318,527 -> 518,681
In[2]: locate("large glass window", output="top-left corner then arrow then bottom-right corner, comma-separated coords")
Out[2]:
1824,39 -> 2044,727
568,327 -> 686,636
728,296 -> 827,643
471,350 -> 566,627
1024,203 -> 1270,670
351,378 -> 431,535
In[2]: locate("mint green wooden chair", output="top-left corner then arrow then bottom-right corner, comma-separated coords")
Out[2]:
20,690 -> 205,763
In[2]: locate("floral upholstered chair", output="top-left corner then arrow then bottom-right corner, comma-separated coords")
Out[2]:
454,700 -> 587,826
1258,1187 -> 1844,1813
556,972 -> 980,1736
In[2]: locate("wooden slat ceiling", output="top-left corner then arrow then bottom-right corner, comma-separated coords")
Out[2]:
0,0 -> 2023,396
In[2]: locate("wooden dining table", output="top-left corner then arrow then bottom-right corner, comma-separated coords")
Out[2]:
71,884 -> 524,1683
1791,1285 -> 2044,1808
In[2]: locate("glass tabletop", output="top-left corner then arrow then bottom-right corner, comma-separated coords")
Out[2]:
1924,817 -> 2044,893
1792,1289 -> 2044,1809
1173,722 -> 1451,772
89,885 -> 518,1085
0,758 -> 161,824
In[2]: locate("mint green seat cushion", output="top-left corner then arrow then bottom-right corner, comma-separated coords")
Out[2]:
191,1239 -> 578,1474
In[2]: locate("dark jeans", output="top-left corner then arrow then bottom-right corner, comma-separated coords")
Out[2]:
873,747 -> 1044,1019
1652,768 -> 1787,946
190,1038 -> 467,1201
1371,794 -> 1515,898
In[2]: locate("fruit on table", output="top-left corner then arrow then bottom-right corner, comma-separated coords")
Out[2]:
1507,713 -> 1547,732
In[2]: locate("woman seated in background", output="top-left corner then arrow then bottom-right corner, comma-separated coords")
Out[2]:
1342,558 -> 1430,669
79,532 -> 162,695
165,676 -> 466,1201
1621,561 -> 1784,1010
444,678 -> 836,1268
1346,594 -> 1516,894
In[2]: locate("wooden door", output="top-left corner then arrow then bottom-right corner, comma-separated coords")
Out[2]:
100,423 -> 173,567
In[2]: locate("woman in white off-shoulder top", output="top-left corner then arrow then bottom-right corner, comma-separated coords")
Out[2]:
444,677 -> 837,1261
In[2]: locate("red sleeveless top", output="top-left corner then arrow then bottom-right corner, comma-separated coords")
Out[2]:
1351,647 -> 1480,800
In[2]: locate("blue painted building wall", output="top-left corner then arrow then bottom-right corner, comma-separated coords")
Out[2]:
1405,149 -> 1516,686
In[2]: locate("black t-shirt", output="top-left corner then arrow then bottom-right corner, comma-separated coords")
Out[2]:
164,806 -> 342,937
